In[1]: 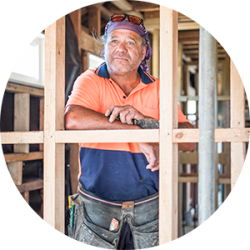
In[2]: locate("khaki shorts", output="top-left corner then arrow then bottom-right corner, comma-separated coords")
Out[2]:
68,186 -> 159,249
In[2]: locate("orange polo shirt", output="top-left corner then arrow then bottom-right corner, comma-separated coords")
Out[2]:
65,63 -> 189,201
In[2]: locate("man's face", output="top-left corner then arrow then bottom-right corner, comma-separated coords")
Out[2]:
105,29 -> 147,76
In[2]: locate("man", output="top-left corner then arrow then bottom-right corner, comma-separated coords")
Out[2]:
65,14 -> 195,249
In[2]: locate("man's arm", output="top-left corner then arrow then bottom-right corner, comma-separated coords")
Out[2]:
178,122 -> 196,151
65,104 -> 159,172
65,105 -> 141,130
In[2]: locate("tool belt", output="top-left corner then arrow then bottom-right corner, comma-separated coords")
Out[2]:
68,185 -> 159,249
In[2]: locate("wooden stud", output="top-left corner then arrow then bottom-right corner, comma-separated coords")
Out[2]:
7,161 -> 23,185
88,7 -> 101,36
39,98 -> 44,151
44,16 -> 65,233
230,61 -> 246,188
178,43 -> 183,97
223,54 -> 231,198
69,9 -> 81,54
69,143 -> 80,194
152,29 -> 159,78
14,93 -> 30,153
159,6 -> 178,244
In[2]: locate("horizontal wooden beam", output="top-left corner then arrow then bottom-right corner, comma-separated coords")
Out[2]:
111,0 -> 143,19
1,128 -> 249,144
6,82 -> 44,97
174,128 -> 250,143
81,28 -> 103,56
16,178 -> 43,193
178,176 -> 231,184
4,151 -> 43,163
1,131 -> 44,144
178,95 -> 230,102
179,152 -> 226,165
144,18 -> 199,32
87,3 -> 113,20
55,129 -> 159,143
129,1 -> 159,11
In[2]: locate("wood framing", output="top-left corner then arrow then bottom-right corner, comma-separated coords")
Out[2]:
159,6 -> 178,244
14,93 -> 30,153
1,5 -> 249,244
230,61 -> 246,188
4,151 -> 43,163
152,29 -> 159,78
44,16 -> 65,233
69,9 -> 81,53
5,82 -> 44,97
81,29 -> 103,56
88,7 -> 101,36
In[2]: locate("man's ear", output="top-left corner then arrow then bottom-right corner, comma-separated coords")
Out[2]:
142,45 -> 147,60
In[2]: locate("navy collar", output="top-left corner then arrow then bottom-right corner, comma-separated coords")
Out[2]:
94,62 -> 155,84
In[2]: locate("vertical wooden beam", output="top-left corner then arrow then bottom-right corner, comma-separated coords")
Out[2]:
223,54 -> 231,198
44,16 -> 65,233
69,8 -> 82,195
178,43 -> 182,97
69,9 -> 81,54
88,7 -> 101,36
159,6 -> 178,244
69,143 -> 80,194
214,41 -> 218,210
39,98 -> 44,151
230,61 -> 246,188
152,29 -> 159,78
14,93 -> 30,153
7,161 -> 23,185
178,162 -> 183,237
11,93 -> 30,188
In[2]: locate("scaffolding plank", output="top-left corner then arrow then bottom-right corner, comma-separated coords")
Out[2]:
44,16 -> 65,233
230,61 -> 246,188
159,6 -> 178,244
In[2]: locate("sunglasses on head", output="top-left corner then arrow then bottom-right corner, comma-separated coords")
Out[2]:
110,14 -> 143,25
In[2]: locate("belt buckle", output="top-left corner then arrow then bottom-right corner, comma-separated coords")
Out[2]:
122,201 -> 134,209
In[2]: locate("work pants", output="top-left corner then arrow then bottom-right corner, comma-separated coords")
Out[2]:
68,186 -> 159,249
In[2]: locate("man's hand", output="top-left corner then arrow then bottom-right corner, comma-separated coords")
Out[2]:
138,143 -> 159,172
105,105 -> 145,124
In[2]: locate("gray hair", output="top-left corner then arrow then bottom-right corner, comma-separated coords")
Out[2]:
94,33 -> 147,58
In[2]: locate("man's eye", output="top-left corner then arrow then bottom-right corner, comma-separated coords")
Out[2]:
128,41 -> 134,45
111,40 -> 117,43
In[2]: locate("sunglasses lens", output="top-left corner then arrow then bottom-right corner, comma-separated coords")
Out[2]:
129,16 -> 142,25
111,15 -> 126,22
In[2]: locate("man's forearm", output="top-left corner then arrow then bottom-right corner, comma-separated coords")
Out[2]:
65,105 -> 140,130
178,122 -> 196,151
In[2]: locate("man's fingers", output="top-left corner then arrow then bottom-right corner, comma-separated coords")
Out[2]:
151,164 -> 159,172
105,106 -> 115,117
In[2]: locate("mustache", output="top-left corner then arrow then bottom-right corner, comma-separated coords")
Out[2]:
113,54 -> 130,60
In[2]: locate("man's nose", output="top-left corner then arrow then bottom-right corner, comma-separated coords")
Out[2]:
116,42 -> 127,52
